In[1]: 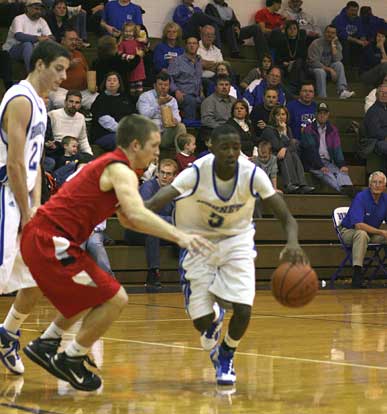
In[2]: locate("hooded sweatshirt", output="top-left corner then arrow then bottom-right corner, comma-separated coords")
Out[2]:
331,7 -> 365,40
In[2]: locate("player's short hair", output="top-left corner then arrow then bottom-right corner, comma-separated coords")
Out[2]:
65,89 -> 82,101
62,136 -> 78,146
176,133 -> 195,151
116,114 -> 159,148
159,158 -> 178,172
211,125 -> 240,146
30,40 -> 71,73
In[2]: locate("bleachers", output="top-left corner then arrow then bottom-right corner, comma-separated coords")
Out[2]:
0,27 -> 376,287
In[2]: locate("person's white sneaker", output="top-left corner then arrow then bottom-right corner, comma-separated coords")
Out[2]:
339,90 -> 355,99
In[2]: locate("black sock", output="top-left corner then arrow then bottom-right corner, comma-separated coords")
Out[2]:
220,339 -> 236,353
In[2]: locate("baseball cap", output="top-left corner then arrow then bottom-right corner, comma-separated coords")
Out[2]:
26,0 -> 44,7
317,102 -> 329,112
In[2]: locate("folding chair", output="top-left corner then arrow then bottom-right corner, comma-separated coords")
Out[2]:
330,207 -> 387,287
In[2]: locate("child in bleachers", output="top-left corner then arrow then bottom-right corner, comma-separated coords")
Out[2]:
176,133 -> 197,172
118,22 -> 147,96
240,54 -> 273,90
56,136 -> 79,168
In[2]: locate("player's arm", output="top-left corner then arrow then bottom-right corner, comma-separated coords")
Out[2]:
31,163 -> 42,212
4,97 -> 32,228
262,193 -> 308,264
144,185 -> 180,212
105,163 -> 213,253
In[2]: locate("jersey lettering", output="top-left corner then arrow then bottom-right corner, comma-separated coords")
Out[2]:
208,212 -> 224,228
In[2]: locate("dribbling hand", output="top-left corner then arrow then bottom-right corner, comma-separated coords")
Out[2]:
280,243 -> 309,265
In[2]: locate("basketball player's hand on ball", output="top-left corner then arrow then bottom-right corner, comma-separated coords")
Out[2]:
179,234 -> 215,256
280,243 -> 309,265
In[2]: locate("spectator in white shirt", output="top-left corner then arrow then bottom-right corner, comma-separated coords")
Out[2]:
197,24 -> 223,79
49,89 -> 93,155
137,72 -> 186,156
365,74 -> 387,113
2,0 -> 53,71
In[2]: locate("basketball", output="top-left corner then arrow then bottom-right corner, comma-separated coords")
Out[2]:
271,262 -> 319,308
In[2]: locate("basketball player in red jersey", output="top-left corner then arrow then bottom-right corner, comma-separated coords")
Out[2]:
20,114 -> 213,392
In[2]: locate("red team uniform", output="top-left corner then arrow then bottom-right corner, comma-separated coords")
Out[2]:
21,148 -> 131,318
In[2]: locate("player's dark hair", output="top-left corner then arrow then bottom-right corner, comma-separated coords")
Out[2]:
30,40 -> 70,73
211,125 -> 240,146
116,114 -> 159,148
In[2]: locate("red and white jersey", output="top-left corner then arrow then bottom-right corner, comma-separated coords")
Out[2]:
35,148 -> 131,244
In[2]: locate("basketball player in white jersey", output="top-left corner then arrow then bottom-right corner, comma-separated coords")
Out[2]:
0,41 -> 70,374
146,124 -> 308,386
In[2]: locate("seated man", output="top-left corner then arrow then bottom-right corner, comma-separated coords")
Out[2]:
124,159 -> 178,292
250,87 -> 279,138
137,72 -> 186,157
2,0 -> 53,71
364,74 -> 387,113
362,84 -> 387,172
243,67 -> 286,112
49,29 -> 98,110
173,0 -> 223,47
168,37 -> 203,121
282,0 -> 321,44
307,25 -> 354,99
300,102 -> 354,196
255,0 -> 285,38
332,1 -> 368,66
100,0 -> 143,37
49,89 -> 93,155
201,75 -> 236,140
339,171 -> 387,288
197,25 -> 223,81
205,0 -> 269,60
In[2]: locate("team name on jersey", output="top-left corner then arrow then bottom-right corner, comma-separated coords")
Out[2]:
197,200 -> 245,214
30,122 -> 45,140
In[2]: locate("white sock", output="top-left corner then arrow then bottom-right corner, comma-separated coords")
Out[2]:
40,322 -> 64,340
224,332 -> 240,350
65,340 -> 89,357
3,305 -> 29,334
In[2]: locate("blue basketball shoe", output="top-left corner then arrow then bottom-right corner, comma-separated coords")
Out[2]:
0,326 -> 24,375
210,345 -> 236,386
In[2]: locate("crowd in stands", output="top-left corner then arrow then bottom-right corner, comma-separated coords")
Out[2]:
0,0 -> 386,291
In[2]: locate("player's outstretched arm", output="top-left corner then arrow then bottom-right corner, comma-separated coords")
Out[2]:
262,193 -> 309,265
144,185 -> 180,212
106,163 -> 214,254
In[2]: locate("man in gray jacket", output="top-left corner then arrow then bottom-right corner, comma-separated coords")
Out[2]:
307,25 -> 354,99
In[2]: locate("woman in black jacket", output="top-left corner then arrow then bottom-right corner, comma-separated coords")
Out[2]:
90,71 -> 136,151
273,20 -> 308,94
261,105 -> 314,193
226,99 -> 257,156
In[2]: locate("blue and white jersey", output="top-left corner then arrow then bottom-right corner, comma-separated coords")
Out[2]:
0,80 -> 46,192
172,154 -> 276,239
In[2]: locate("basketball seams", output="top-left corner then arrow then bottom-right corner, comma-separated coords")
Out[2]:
284,268 -> 314,306
279,263 -> 293,303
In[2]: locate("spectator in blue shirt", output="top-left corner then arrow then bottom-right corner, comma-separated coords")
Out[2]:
340,171 -> 387,288
167,36 -> 203,121
331,1 -> 368,66
359,6 -> 387,41
243,67 -> 286,112
173,0 -> 223,48
287,82 -> 317,140
124,159 -> 178,292
101,0 -> 143,37
153,22 -> 184,74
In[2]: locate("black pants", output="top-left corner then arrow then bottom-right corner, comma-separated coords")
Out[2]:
278,147 -> 307,187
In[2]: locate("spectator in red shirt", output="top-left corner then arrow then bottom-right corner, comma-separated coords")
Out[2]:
176,133 -> 197,171
255,0 -> 285,37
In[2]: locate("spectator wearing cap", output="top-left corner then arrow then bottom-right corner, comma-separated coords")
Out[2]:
360,30 -> 387,88
100,0 -> 143,37
331,1 -> 368,66
300,102 -> 354,196
2,0 -> 54,71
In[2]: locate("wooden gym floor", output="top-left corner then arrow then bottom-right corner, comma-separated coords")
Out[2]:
1,290 -> 387,414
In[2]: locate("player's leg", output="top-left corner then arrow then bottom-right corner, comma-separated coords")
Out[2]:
208,231 -> 256,386
179,248 -> 225,351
